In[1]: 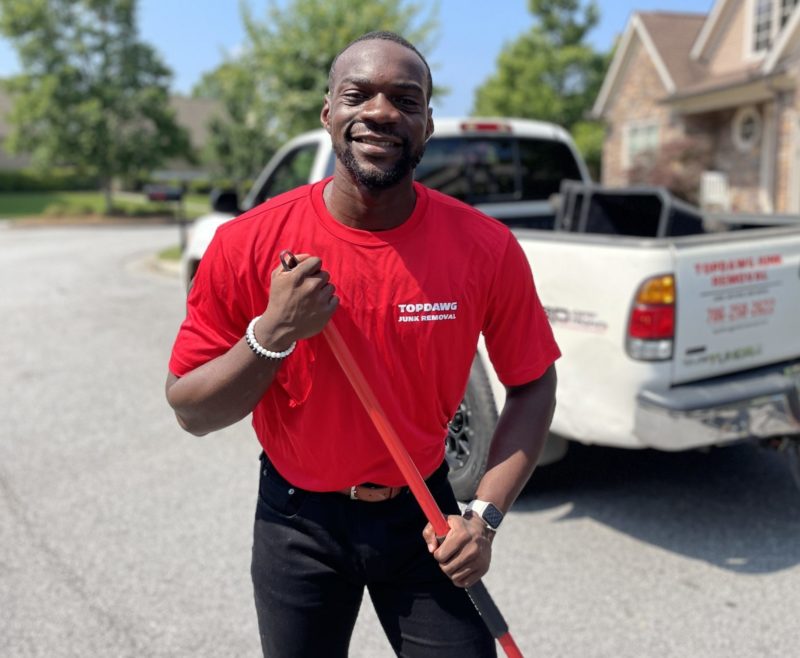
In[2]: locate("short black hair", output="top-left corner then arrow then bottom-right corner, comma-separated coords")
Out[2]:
327,31 -> 433,101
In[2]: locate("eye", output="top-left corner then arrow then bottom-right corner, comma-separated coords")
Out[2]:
342,91 -> 368,104
395,96 -> 420,109
394,96 -> 425,113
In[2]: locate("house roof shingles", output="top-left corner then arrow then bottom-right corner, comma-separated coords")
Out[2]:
638,12 -> 708,91
641,6 -> 800,101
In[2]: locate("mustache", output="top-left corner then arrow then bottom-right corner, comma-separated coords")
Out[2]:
346,122 -> 404,141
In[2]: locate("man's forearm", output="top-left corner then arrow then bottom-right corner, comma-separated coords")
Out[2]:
425,365 -> 556,586
166,338 -> 284,436
473,365 -> 557,512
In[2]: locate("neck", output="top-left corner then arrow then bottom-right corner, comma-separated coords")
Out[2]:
323,170 -> 417,231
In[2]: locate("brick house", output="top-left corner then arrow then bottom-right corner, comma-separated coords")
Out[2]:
592,0 -> 800,213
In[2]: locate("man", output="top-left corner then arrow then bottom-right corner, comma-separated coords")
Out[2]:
166,31 -> 558,658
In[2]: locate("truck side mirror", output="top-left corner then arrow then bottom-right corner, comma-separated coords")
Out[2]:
211,188 -> 240,214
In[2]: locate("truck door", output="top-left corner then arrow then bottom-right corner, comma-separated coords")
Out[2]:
249,142 -> 321,208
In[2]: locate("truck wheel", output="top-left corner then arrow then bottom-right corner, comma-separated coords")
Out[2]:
446,356 -> 497,501
788,440 -> 800,491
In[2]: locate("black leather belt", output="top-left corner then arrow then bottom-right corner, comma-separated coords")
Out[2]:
260,453 -> 448,504
337,483 -> 406,502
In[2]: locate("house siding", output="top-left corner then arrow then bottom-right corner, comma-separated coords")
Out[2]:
775,88 -> 797,212
771,34 -> 800,212
711,106 -> 764,212
707,0 -> 751,73
601,37 -> 681,186
0,149 -> 31,170
0,92 -> 29,170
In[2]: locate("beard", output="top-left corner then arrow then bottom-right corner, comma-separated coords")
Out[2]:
334,126 -> 426,191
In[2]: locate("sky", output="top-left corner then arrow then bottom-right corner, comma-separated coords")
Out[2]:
0,0 -> 713,117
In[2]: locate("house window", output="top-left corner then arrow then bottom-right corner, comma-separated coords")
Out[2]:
732,106 -> 762,152
753,0 -> 799,53
624,121 -> 660,168
754,0 -> 774,51
781,0 -> 799,27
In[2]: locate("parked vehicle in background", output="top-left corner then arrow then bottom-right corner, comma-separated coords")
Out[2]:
182,118 -> 800,500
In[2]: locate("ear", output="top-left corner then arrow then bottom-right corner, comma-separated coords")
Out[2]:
321,95 -> 331,133
425,108 -> 434,142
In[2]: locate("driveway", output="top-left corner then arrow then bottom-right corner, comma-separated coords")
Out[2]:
1,225 -> 799,657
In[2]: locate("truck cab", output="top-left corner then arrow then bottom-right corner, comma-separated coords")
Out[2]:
181,118 -> 590,290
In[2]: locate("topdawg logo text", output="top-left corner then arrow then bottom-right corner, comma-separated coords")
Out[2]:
397,301 -> 458,323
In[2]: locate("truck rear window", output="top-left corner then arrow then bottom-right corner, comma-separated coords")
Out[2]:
415,137 -> 583,204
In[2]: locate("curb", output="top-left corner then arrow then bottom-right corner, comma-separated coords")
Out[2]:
148,256 -> 181,278
4,215 -> 179,228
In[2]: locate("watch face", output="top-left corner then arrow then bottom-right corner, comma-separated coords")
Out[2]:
482,503 -> 503,529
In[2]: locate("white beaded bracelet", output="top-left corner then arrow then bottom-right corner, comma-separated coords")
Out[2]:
245,316 -> 296,360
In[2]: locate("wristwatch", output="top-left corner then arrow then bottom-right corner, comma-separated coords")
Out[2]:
464,499 -> 504,531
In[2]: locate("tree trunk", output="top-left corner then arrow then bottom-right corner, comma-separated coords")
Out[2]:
103,178 -> 113,215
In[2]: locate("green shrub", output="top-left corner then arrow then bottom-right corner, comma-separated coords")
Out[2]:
43,203 -> 68,217
0,168 -> 100,192
188,179 -> 214,195
43,201 -> 97,216
109,201 -> 173,217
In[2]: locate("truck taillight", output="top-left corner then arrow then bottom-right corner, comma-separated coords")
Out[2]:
459,120 -> 512,134
626,274 -> 675,361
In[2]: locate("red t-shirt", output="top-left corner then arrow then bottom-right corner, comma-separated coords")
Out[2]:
169,178 -> 560,490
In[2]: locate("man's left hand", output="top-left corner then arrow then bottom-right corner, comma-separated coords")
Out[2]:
422,514 -> 494,588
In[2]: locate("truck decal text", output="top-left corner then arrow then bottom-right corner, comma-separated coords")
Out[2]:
544,306 -> 608,333
694,253 -> 783,288
683,345 -> 763,367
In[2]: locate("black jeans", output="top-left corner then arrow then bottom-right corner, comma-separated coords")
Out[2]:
251,455 -> 496,658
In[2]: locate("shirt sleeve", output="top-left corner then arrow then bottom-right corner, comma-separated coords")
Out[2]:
481,232 -> 560,387
168,230 -> 250,377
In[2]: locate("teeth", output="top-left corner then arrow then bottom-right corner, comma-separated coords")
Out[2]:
358,138 -> 396,146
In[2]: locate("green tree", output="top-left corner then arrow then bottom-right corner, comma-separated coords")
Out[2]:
473,0 -> 609,178
193,61 -> 275,197
570,116 -> 605,181
0,0 -> 191,212
195,0 -> 440,192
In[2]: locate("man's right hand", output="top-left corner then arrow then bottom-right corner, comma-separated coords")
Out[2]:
165,254 -> 338,436
256,254 -> 339,350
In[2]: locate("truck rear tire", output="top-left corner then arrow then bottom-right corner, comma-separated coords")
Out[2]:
446,356 -> 497,501
788,440 -> 800,491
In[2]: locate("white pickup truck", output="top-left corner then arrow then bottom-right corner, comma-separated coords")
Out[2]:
183,118 -> 800,499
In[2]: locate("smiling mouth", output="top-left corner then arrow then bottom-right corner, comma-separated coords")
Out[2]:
356,138 -> 399,147
349,127 -> 403,146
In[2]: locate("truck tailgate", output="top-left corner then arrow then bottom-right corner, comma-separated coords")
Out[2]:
672,227 -> 800,384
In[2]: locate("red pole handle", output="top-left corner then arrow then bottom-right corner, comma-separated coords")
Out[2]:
323,321 -> 524,658
323,322 -> 450,535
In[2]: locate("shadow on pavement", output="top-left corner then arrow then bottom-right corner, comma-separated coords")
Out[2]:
514,442 -> 800,574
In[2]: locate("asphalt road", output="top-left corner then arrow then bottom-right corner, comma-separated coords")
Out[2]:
2,224 -> 799,658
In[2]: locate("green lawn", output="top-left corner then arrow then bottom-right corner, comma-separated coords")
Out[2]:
184,193 -> 211,216
0,191 -> 100,218
158,244 -> 183,261
0,190 -> 210,219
